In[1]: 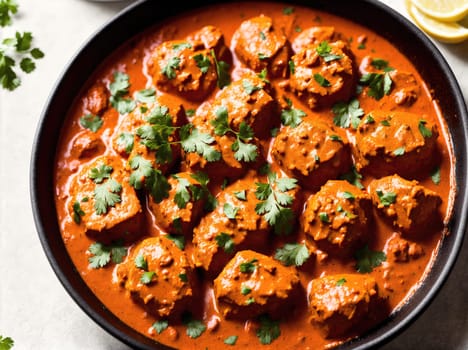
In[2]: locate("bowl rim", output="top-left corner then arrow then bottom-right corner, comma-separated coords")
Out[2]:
30,0 -> 468,349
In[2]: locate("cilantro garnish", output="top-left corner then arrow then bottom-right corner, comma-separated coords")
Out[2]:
274,243 -> 310,266
288,60 -> 295,74
393,146 -> 405,156
140,271 -> 156,284
88,240 -> 127,269
172,42 -> 192,51
182,312 -> 206,339
134,254 -> 148,270
134,88 -> 156,104
240,258 -> 258,273
193,53 -> 211,74
371,58 -> 394,72
72,201 -> 85,224
0,335 -> 14,350
180,124 -> 222,162
215,232 -> 235,254
211,49 -> 230,88
161,56 -> 181,80
332,98 -> 364,129
109,71 -> 136,114
257,68 -> 270,83
258,53 -> 269,60
281,104 -> 306,128
354,244 -> 386,273
318,212 -> 330,223
179,273 -> 188,282
376,189 -> 396,206
359,72 -> 393,100
316,41 -> 343,62
128,155 -> 170,203
336,277 -> 347,286
241,284 -> 251,295
223,202 -> 239,219
116,132 -> 134,154
166,234 -> 185,250
255,168 -> 297,235
173,175 -> 204,209
234,190 -> 247,201
0,0 -> 18,27
256,314 -> 281,345
340,165 -> 364,189
152,320 -> 169,334
314,73 -> 331,87
282,6 -> 294,15
94,178 -> 122,215
418,119 -> 433,138
88,164 -> 112,183
210,106 -> 258,162
242,78 -> 262,94
431,166 -> 441,185
80,114 -> 103,133
224,335 -> 238,345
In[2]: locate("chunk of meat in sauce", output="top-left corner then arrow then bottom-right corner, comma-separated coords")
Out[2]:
181,96 -> 265,181
359,56 -> 420,106
384,232 -> 424,263
192,174 -> 301,276
67,155 -> 143,243
302,180 -> 373,258
214,250 -> 301,320
292,26 -> 344,53
271,116 -> 352,191
232,15 -> 292,78
69,130 -> 105,160
116,236 -> 197,320
289,40 -> 356,110
147,25 -> 230,101
368,174 -> 442,236
148,172 -> 207,236
354,110 -> 439,179
308,274 -> 386,338
210,71 -> 280,139
83,82 -> 109,116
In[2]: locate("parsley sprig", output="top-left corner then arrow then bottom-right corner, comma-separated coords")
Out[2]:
255,165 -> 298,235
211,105 -> 258,162
332,98 -> 364,129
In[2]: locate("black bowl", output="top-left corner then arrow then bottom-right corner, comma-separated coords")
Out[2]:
30,0 -> 468,349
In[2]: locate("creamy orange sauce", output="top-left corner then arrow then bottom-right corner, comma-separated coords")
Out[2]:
54,2 -> 455,349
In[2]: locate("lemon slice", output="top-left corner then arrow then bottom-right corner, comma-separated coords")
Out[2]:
411,0 -> 468,22
406,1 -> 468,44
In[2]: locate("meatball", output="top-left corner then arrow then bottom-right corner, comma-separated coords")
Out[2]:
368,174 -> 442,235
112,95 -> 187,174
308,274 -> 385,338
354,110 -> 439,179
271,117 -> 352,191
148,172 -> 207,235
302,180 -> 373,258
83,82 -> 109,116
181,100 -> 264,181
232,15 -> 292,78
69,130 -> 105,159
292,26 -> 343,53
289,40 -> 356,110
214,250 -> 301,320
116,236 -> 197,320
67,155 -> 143,243
384,232 -> 424,263
191,176 -> 270,276
209,72 -> 280,139
147,25 -> 230,101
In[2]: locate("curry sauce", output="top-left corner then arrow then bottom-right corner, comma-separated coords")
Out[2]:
53,2 -> 455,349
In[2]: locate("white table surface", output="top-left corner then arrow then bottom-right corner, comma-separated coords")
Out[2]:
0,0 -> 467,349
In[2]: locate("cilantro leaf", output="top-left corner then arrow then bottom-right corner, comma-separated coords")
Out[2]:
376,189 -> 396,206
193,53 -> 211,74
161,56 -> 181,80
0,53 -> 19,90
173,176 -> 192,208
30,47 -> 44,59
182,313 -> 206,339
116,132 -> 134,154
72,201 -> 85,224
314,73 -> 331,87
94,178 -> 122,215
371,58 -> 394,72
109,71 -> 136,114
80,114 -> 103,132
336,277 -> 347,286
354,245 -> 386,273
340,165 -> 364,189
240,258 -> 258,273
281,106 -> 306,128
88,240 -> 127,269
332,98 -> 364,129
359,72 -> 393,100
14,31 -> 32,51
0,335 -> 14,350
224,335 -> 238,345
431,166 -> 441,185
211,49 -> 230,88
418,119 -> 433,138
242,78 -> 262,94
140,271 -> 156,284
19,56 -> 34,73
180,124 -> 221,162
172,42 -> 192,52
152,320 -> 169,334
393,146 -> 405,156
223,202 -> 238,219
0,0 -> 18,27
134,88 -> 156,104
316,41 -> 343,62
274,243 -> 310,266
256,314 -> 281,345
88,164 -> 112,183
234,190 -> 247,201
166,234 -> 185,250
129,155 -> 170,203
283,6 -> 294,15
215,232 -> 235,253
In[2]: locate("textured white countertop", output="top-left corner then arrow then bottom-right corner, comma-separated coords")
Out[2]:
0,0 -> 467,349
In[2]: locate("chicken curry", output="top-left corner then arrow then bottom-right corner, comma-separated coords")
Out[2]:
53,2 -> 455,349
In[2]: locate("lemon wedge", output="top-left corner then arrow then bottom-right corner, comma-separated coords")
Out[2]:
406,0 -> 468,44
411,0 -> 468,22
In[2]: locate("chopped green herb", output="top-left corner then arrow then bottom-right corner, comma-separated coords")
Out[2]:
281,105 -> 306,128
166,234 -> 185,250
129,155 -> 170,202
182,313 -> 206,339
380,119 -> 391,126
134,254 -> 148,270
0,0 -> 18,27
109,71 -> 136,114
393,146 -> 405,156
340,165 -> 364,189
161,56 -> 181,80
88,240 -> 127,269
152,320 -> 169,334
240,258 -> 258,273
224,335 -> 238,345
336,277 -> 347,286
359,72 -> 393,100
186,108 -> 196,117
140,271 -> 156,284
173,176 -> 193,209
282,6 -> 294,15
431,166 -> 441,185
172,42 -> 192,51
316,41 -> 343,62
288,59 -> 295,74
342,191 -> 355,200
179,273 -> 188,282
88,164 -> 112,183
79,114 -> 103,133
116,132 -> 134,154
241,284 -> 252,295
319,212 -> 330,223
94,178 -> 122,215
314,73 -> 331,87
256,314 -> 281,345
259,31 -> 266,40
371,58 -> 394,72
215,232 -> 235,254
357,43 -> 366,49
246,297 -> 256,305
332,98 -> 364,129
180,124 -> 222,162
329,134 -> 342,142
234,190 -> 247,201
0,335 -> 14,350
270,127 -> 279,137
193,53 -> 211,74
72,201 -> 85,224
364,114 -> 375,124
295,25 -> 302,32
418,119 -> 433,138
355,244 -> 386,273
134,88 -> 156,104
242,78 -> 262,94
258,53 -> 269,60
257,68 -> 270,83
274,243 -> 310,266
223,202 -> 239,219
376,189 -> 396,206
211,49 -> 231,88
